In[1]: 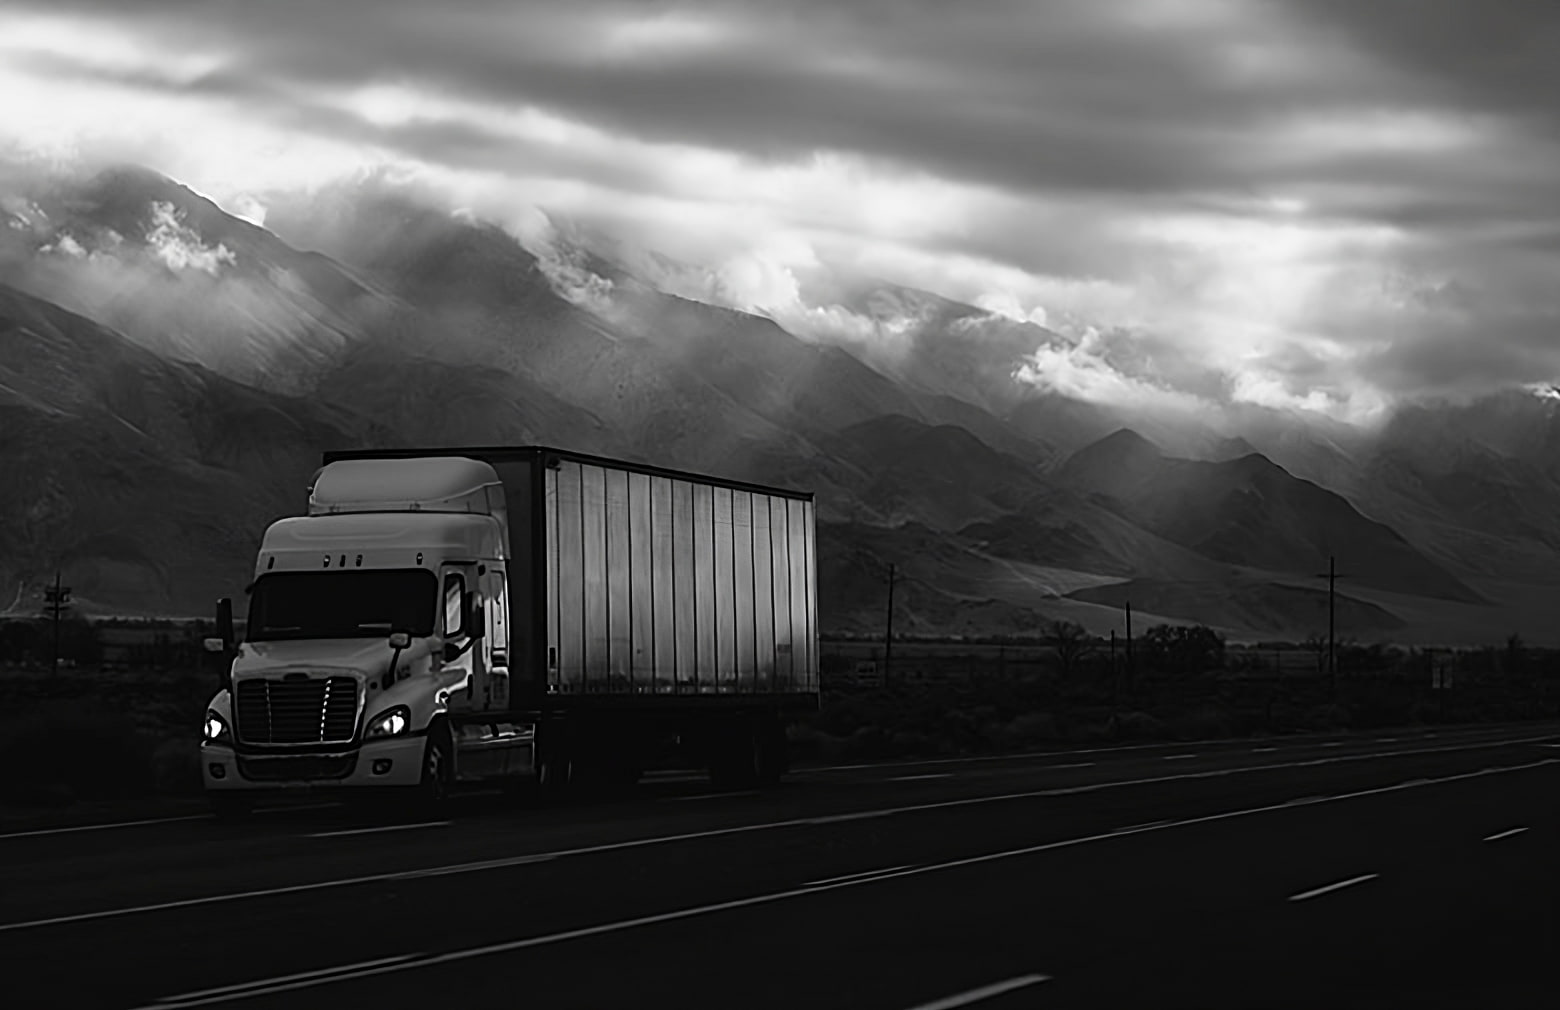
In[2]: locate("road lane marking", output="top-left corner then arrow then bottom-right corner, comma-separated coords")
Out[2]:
1284,796 -> 1328,806
387,854 -> 558,880
1320,743 -> 1343,748
0,814 -> 210,840
309,821 -> 449,838
1288,874 -> 1379,902
0,801 -> 342,842
794,722 -> 1557,775
132,758 -> 1558,1008
5,726 -> 1542,842
155,954 -> 424,1003
11,737 -> 1557,934
1162,754 -> 1199,761
890,774 -> 955,781
671,791 -> 761,802
1376,738 -> 1398,743
1114,820 -> 1173,832
904,974 -> 1053,1010
1049,762 -> 1094,769
805,865 -> 916,887
1484,827 -> 1529,842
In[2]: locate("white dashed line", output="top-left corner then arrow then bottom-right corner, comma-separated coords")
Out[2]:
1288,874 -> 1378,902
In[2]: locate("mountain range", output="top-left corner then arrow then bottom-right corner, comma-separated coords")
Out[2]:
4,162 -> 1560,646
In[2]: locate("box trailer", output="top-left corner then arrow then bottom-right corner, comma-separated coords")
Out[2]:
198,446 -> 820,816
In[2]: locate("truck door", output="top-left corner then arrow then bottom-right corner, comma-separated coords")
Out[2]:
484,565 -> 509,710
441,566 -> 486,714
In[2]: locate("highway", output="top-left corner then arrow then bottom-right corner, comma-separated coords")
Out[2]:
3,721 -> 1558,1009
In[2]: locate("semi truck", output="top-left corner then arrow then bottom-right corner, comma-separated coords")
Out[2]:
199,446 -> 820,816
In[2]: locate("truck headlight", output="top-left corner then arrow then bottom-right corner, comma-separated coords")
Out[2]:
203,710 -> 231,743
364,706 -> 410,739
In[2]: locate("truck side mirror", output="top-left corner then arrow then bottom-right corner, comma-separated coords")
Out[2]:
213,597 -> 235,691
465,591 -> 485,640
216,597 -> 235,650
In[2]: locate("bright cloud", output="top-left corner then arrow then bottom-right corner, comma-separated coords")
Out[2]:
3,0 -> 1560,423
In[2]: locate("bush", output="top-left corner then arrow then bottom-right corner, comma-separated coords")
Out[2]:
1111,710 -> 1171,741
152,738 -> 203,795
1166,706 -> 1238,740
1000,711 -> 1061,749
0,699 -> 156,805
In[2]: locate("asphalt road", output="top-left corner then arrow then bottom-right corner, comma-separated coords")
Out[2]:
4,721 -> 1559,1009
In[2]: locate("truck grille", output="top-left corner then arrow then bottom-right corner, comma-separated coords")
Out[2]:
235,676 -> 360,745
237,753 -> 358,782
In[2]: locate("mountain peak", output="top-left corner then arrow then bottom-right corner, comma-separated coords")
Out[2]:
1074,427 -> 1163,464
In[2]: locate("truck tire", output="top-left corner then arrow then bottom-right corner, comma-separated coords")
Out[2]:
708,724 -> 758,789
754,718 -> 788,788
416,723 -> 454,811
538,744 -> 573,800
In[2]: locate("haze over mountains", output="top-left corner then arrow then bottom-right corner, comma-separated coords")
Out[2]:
5,163 -> 1560,645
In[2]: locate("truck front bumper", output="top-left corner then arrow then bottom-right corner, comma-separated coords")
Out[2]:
201,735 -> 426,793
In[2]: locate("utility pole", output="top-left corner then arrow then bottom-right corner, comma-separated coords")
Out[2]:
44,570 -> 71,677
1312,555 -> 1349,693
1124,600 -> 1134,683
884,563 -> 897,685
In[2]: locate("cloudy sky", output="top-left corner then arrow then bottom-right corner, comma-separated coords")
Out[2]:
2,0 -> 1559,424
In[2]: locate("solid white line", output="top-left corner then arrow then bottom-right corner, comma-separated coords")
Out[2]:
0,814 -> 210,840
1484,827 -> 1529,842
890,774 -> 955,781
1114,819 -> 1173,832
904,974 -> 1053,1010
672,791 -> 761,802
156,954 -> 423,1002
794,723 -> 1552,775
309,821 -> 449,839
1251,747 -> 1279,753
11,736 -> 1556,935
1049,762 -> 1095,769
1288,874 -> 1379,902
133,759 -> 1557,1009
805,865 -> 916,887
1163,754 -> 1199,761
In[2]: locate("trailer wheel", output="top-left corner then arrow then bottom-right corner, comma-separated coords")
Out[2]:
754,718 -> 787,788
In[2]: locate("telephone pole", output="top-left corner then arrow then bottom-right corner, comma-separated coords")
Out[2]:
44,571 -> 72,677
1312,555 -> 1349,693
1124,600 -> 1134,683
883,563 -> 897,685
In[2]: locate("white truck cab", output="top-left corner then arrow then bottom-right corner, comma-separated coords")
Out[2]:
200,457 -> 530,815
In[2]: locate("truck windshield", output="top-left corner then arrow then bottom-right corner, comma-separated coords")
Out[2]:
246,569 -> 438,641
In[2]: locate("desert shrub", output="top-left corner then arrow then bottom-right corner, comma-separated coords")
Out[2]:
1303,703 -> 1351,731
1111,710 -> 1170,741
152,738 -> 203,795
1000,711 -> 1061,749
1165,706 -> 1238,740
0,699 -> 155,804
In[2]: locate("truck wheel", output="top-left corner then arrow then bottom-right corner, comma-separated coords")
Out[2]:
417,725 -> 453,810
538,748 -> 572,800
708,726 -> 758,789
